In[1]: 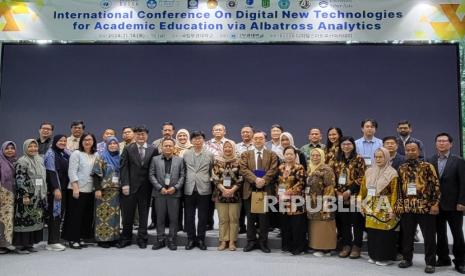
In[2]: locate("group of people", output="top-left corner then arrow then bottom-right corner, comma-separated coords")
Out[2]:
0,119 -> 464,275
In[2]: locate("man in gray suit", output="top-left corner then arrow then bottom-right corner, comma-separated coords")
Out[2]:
183,131 -> 214,250
149,138 -> 185,251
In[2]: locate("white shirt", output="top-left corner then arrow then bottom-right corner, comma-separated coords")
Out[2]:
236,142 -> 255,157
66,136 -> 80,152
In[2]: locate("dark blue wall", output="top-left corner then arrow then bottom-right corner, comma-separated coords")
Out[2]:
0,44 -> 461,156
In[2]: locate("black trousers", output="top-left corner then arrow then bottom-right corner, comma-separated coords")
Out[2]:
121,185 -> 151,242
401,213 -> 436,266
337,211 -> 364,248
436,210 -> 465,266
239,203 -> 246,230
244,198 -> 269,243
63,191 -> 94,242
47,194 -> 61,244
280,213 -> 306,252
184,191 -> 210,240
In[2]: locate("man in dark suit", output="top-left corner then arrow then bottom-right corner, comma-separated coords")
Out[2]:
118,126 -> 159,249
383,136 -> 406,171
149,138 -> 185,251
240,131 -> 278,253
429,132 -> 465,274
397,120 -> 425,159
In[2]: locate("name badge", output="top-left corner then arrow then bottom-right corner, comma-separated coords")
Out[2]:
367,187 -> 376,197
112,176 -> 119,184
278,185 -> 286,196
407,183 -> 417,196
305,187 -> 310,194
35,179 -> 44,187
364,157 -> 372,166
164,174 -> 171,186
338,174 -> 347,185
223,176 -> 232,188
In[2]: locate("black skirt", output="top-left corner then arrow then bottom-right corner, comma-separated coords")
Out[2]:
367,228 -> 398,261
13,230 -> 43,247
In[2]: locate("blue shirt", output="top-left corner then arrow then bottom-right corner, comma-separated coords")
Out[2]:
355,136 -> 383,165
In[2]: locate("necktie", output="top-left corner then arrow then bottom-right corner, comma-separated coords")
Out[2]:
257,151 -> 263,170
139,146 -> 145,161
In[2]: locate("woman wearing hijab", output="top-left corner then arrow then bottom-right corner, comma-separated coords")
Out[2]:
64,132 -> 97,249
174,129 -> 193,158
306,148 -> 337,257
333,136 -> 366,259
92,136 -> 121,248
278,132 -> 307,170
211,140 -> 242,251
0,141 -> 17,253
13,139 -> 47,254
277,146 -> 307,256
44,135 -> 70,251
361,147 -> 399,266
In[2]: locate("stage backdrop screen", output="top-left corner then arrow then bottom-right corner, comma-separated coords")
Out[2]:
0,44 -> 461,156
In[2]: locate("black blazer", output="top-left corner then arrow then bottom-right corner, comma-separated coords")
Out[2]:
121,143 -> 159,194
429,153 -> 465,211
391,153 -> 406,171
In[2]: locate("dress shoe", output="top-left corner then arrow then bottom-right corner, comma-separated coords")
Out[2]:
398,260 -> 413,268
349,246 -> 361,259
98,242 -> 111,249
25,246 -> 38,253
424,265 -> 435,274
151,240 -> 165,250
185,239 -> 196,250
168,242 -> 177,251
116,240 -> 132,249
137,241 -> 147,249
338,246 -> 351,258
206,225 -> 213,231
69,242 -> 82,250
243,242 -> 256,252
239,227 -> 247,234
291,249 -> 303,256
436,259 -> 452,267
148,223 -> 156,230
456,265 -> 465,274
259,242 -> 271,253
198,240 -> 207,250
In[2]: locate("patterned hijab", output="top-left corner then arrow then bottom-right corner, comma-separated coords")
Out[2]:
217,140 -> 237,162
0,141 -> 17,192
308,148 -> 326,175
101,136 -> 120,173
365,147 -> 398,194
17,139 -> 47,199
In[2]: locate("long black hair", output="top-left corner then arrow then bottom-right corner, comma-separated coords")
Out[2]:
326,127 -> 343,148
